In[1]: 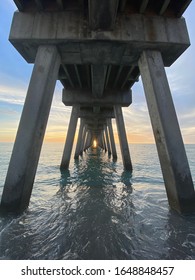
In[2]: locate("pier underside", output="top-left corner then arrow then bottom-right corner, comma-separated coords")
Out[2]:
1,0 -> 194,214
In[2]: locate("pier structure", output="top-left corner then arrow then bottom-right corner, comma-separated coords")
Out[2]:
1,0 -> 195,214
61,88 -> 132,169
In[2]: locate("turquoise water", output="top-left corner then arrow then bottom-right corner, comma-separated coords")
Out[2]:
0,143 -> 195,259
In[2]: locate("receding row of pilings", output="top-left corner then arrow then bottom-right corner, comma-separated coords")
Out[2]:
0,46 -> 194,214
60,105 -> 132,171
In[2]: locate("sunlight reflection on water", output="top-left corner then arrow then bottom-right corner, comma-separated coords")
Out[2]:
0,143 -> 195,259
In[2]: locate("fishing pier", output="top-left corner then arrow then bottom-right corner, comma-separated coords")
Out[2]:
1,0 -> 195,214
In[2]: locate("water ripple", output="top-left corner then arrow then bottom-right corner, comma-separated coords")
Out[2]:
0,143 -> 195,259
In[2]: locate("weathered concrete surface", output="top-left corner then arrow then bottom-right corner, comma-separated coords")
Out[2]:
87,123 -> 105,130
84,132 -> 92,151
114,105 -> 132,171
98,133 -> 104,149
14,0 -> 192,18
80,126 -> 87,156
138,50 -> 195,214
104,125 -> 111,156
63,89 -> 132,106
0,46 -> 60,213
10,12 -> 190,66
89,0 -> 119,30
79,108 -> 115,119
107,118 -> 117,159
60,106 -> 79,170
102,132 -> 107,152
84,118 -> 107,125
91,65 -> 107,97
74,118 -> 84,159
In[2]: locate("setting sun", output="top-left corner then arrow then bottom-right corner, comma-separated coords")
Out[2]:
93,140 -> 97,148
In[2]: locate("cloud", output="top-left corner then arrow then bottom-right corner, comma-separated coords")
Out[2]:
0,80 -> 73,142
166,57 -> 195,96
0,84 -> 24,108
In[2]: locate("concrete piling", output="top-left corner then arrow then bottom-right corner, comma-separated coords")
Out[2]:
60,106 -> 79,170
74,118 -> 84,159
0,46 -> 60,212
84,132 -> 91,151
138,50 -> 195,213
114,105 -> 132,171
80,126 -> 87,156
102,131 -> 107,152
98,133 -> 103,149
107,118 -> 117,159
104,124 -> 112,156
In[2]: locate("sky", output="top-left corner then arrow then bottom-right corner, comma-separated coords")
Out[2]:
0,1 -> 195,144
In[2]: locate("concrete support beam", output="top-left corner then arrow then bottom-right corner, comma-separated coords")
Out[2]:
107,118 -> 117,159
140,0 -> 149,13
119,0 -> 127,12
88,0 -> 119,30
87,124 -> 104,131
84,118 -> 106,125
80,126 -> 87,156
104,125 -> 111,156
91,65 -> 107,98
62,65 -> 74,88
14,0 -> 24,11
100,140 -> 103,150
83,131 -> 89,151
97,133 -> 103,149
93,106 -> 100,113
103,131 -> 107,152
177,0 -> 192,17
138,50 -> 195,214
74,118 -> 84,159
74,65 -> 83,88
100,131 -> 106,152
60,106 -> 79,170
35,0 -> 44,11
13,0 -> 191,17
159,0 -> 171,15
10,12 -> 190,66
114,105 -> 132,171
63,88 -> 132,107
56,0 -> 64,10
84,132 -> 91,151
88,133 -> 92,149
0,46 -> 60,212
100,133 -> 104,150
79,108 -> 115,119
101,132 -> 105,150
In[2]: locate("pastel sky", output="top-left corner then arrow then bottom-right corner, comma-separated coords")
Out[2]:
0,1 -> 195,144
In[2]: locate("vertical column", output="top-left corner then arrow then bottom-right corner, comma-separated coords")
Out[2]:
84,132 -> 90,151
74,118 -> 84,159
87,132 -> 92,149
80,125 -> 87,156
0,46 -> 60,213
98,133 -> 103,149
60,106 -> 79,170
104,124 -> 111,156
102,131 -> 107,152
138,50 -> 195,213
99,131 -> 104,150
107,118 -> 117,159
114,105 -> 132,171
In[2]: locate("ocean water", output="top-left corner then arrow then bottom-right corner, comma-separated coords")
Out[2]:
0,142 -> 195,260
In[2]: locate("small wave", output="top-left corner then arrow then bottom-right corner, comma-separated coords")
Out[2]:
0,143 -> 195,259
